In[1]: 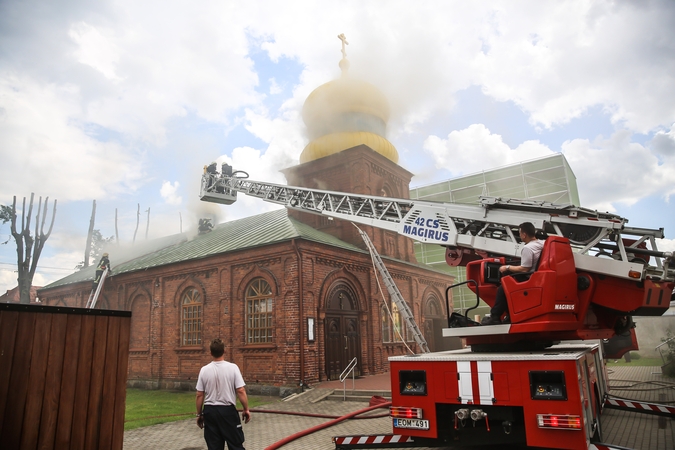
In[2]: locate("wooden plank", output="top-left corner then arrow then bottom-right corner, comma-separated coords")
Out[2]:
83,315 -> 109,449
111,316 -> 131,450
69,314 -> 96,450
0,311 -> 37,449
0,310 -> 20,437
98,316 -> 120,450
54,314 -> 82,450
20,312 -> 53,450
37,312 -> 68,450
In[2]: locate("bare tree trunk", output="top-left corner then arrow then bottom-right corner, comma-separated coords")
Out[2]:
115,208 -> 119,246
133,203 -> 140,244
83,200 -> 96,267
145,208 -> 150,239
10,193 -> 57,304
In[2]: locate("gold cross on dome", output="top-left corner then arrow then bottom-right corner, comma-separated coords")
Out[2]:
338,33 -> 349,58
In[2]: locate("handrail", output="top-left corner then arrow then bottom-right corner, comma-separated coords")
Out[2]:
655,336 -> 674,350
655,336 -> 675,366
339,357 -> 358,400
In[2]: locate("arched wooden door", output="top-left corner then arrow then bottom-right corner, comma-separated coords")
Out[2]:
325,284 -> 361,380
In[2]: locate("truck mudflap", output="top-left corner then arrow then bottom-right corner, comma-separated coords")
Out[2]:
333,434 -> 633,450
604,398 -> 675,417
333,434 -> 414,449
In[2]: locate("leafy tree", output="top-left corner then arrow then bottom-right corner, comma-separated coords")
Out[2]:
1,204 -> 13,224
1,204 -> 14,244
9,194 -> 57,304
75,229 -> 115,269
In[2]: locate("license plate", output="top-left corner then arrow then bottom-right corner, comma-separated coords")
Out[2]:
393,418 -> 430,430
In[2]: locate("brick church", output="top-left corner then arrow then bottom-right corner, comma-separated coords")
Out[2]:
39,51 -> 454,392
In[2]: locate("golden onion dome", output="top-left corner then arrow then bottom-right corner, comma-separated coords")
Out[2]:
302,78 -> 390,132
300,35 -> 398,164
300,131 -> 399,164
300,76 -> 399,164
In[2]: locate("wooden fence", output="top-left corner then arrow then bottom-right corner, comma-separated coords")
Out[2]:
0,303 -> 131,450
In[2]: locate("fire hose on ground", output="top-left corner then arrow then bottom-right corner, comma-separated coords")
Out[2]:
263,397 -> 392,450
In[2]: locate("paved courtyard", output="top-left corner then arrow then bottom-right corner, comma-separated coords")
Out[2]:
123,366 -> 674,450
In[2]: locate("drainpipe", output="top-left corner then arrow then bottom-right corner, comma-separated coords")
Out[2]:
292,239 -> 305,390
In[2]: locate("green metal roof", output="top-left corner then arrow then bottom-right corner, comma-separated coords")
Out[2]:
41,209 -> 367,290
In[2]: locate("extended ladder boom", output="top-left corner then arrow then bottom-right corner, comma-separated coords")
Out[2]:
200,170 -> 673,283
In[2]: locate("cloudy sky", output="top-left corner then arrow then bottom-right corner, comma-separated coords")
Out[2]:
1,0 -> 674,294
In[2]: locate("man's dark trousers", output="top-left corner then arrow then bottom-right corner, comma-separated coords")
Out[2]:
203,404 -> 245,450
490,285 -> 508,319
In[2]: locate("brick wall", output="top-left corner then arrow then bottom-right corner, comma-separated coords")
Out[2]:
40,238 -> 452,389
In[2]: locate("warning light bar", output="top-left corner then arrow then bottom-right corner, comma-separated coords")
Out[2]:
536,414 -> 581,430
390,406 -> 423,419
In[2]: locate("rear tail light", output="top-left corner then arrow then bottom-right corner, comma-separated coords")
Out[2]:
390,406 -> 423,419
537,414 -> 581,430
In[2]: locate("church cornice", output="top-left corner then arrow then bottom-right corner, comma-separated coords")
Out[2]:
370,162 -> 404,188
233,257 -> 282,272
239,345 -> 278,353
316,257 -> 370,273
174,347 -> 204,355
164,268 -> 218,283
124,279 -> 154,290
419,278 -> 448,289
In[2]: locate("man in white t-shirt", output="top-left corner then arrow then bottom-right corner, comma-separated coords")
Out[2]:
196,338 -> 251,450
481,222 -> 545,325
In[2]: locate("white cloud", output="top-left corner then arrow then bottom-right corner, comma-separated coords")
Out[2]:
160,181 -> 182,205
0,268 -> 17,294
651,124 -> 675,159
269,78 -> 282,95
0,74 -> 144,202
472,1 -> 675,133
562,130 -> 675,211
656,238 -> 675,254
69,22 -> 122,82
423,124 -> 553,176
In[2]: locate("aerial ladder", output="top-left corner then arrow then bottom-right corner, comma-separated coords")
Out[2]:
85,267 -> 109,309
199,167 -> 674,349
355,224 -> 430,353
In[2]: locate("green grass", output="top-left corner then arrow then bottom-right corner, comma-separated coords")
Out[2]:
124,389 -> 276,431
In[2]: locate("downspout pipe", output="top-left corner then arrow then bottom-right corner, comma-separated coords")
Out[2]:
292,239 -> 305,390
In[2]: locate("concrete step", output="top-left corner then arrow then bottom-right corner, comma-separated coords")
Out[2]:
324,389 -> 392,402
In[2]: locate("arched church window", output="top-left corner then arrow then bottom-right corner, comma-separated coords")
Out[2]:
382,301 -> 408,343
425,296 -> 441,316
381,304 -> 391,343
246,278 -> 273,343
181,288 -> 202,346
391,303 -> 406,342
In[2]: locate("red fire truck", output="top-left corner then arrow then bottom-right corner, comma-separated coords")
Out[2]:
200,167 -> 675,450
